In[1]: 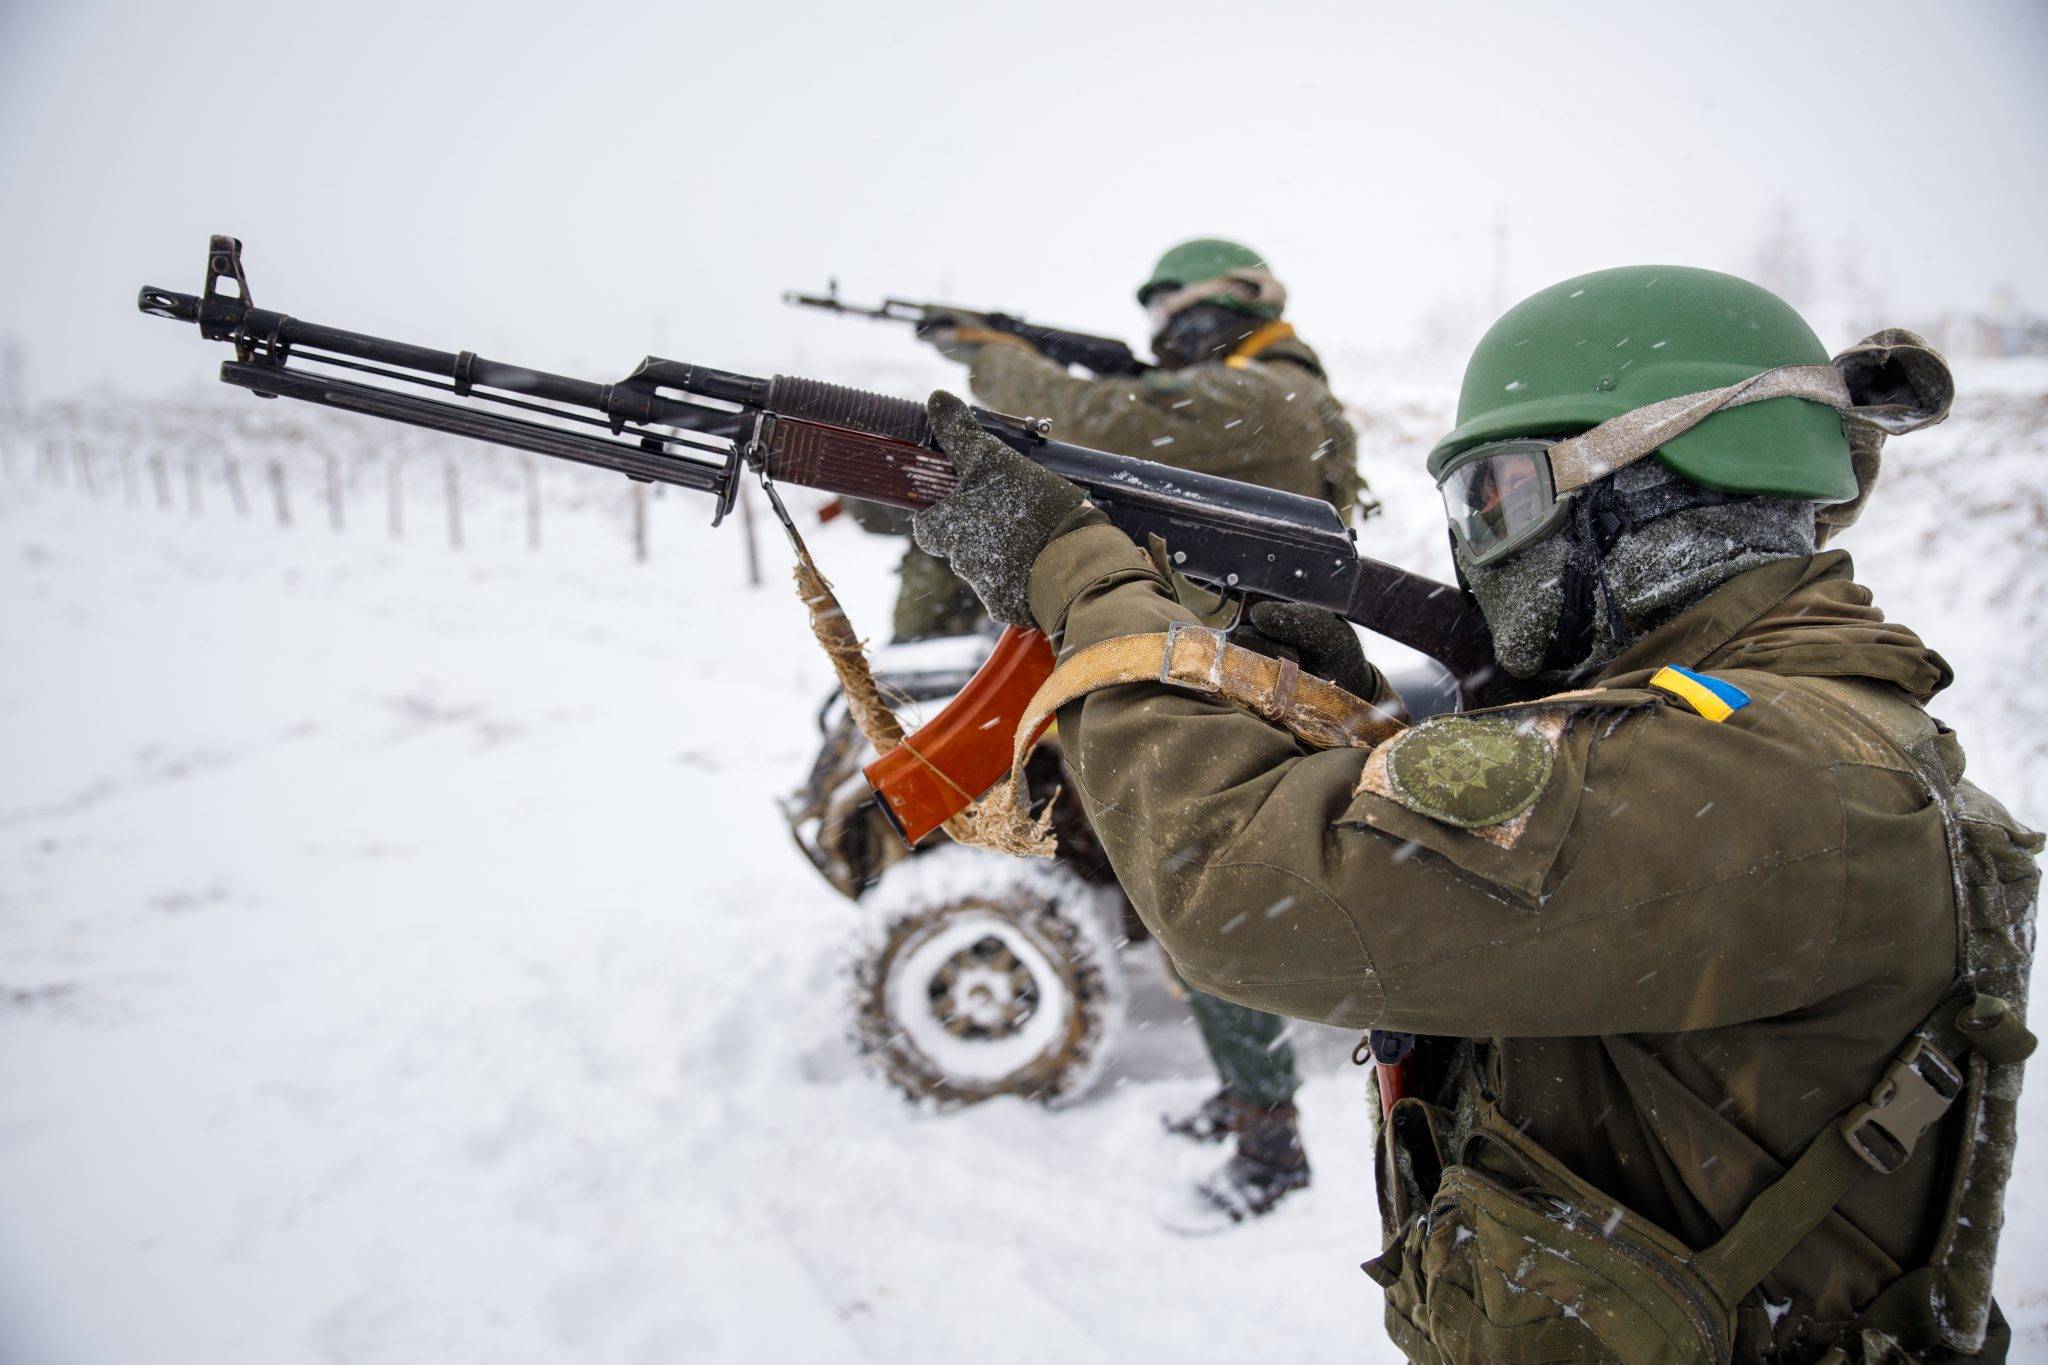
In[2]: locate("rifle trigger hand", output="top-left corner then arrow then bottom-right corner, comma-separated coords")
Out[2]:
911,391 -> 1093,629
915,309 -> 1007,364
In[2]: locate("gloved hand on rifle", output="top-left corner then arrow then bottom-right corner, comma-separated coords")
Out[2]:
915,308 -> 1028,366
913,390 -> 1102,626
915,389 -> 1384,701
1231,600 -> 1384,702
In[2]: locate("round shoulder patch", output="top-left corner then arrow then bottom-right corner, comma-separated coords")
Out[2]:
1140,369 -> 1194,398
1382,716 -> 1554,829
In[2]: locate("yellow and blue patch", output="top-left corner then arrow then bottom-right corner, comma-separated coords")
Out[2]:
1649,665 -> 1751,723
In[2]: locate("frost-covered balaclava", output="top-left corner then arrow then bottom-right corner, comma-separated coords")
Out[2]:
1457,457 -> 1818,681
1151,303 -> 1265,371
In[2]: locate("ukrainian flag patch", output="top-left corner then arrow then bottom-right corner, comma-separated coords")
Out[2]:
1650,665 -> 1751,723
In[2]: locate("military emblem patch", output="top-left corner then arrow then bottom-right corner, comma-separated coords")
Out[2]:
1378,716 -> 1554,829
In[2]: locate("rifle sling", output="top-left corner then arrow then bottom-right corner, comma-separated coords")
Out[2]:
990,623 -> 1405,852
1690,1000 -> 1990,1312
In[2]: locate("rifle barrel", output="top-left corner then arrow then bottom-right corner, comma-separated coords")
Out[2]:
140,287 -> 739,435
143,288 -> 597,405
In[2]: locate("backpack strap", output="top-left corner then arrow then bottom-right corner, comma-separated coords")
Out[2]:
1690,994 -> 2035,1310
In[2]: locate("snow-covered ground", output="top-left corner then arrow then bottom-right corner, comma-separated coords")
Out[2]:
1,362 -> 2044,1363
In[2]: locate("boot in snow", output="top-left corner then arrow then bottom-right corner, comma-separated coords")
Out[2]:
1160,1088 -> 1240,1144
1156,1102 -> 1310,1235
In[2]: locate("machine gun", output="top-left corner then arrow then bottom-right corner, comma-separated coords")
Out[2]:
785,281 -> 1151,378
139,236 -> 1501,846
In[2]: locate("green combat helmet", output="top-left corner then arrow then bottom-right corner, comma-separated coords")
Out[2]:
1137,238 -> 1282,319
1428,265 -> 1857,504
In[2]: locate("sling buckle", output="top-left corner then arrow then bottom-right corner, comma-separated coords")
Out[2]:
1840,1039 -> 1963,1175
1160,620 -> 1227,692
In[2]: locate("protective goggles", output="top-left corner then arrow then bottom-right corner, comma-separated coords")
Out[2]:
1435,438 -> 1573,568
1434,341 -> 1957,567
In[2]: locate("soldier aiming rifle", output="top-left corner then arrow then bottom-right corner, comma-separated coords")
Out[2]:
901,264 -> 2039,1362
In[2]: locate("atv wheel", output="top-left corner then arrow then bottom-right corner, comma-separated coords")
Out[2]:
845,846 -> 1125,1108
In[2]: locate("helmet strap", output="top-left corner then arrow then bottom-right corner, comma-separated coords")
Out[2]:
1543,494 -> 1606,676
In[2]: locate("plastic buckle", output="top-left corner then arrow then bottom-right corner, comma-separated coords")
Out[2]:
1161,620 -> 1228,693
1840,1039 -> 1963,1175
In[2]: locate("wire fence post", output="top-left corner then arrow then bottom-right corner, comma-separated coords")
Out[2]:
224,456 -> 250,518
185,458 -> 202,515
75,441 -> 99,499
150,453 -> 172,509
524,456 -> 541,551
631,480 -> 648,562
326,451 -> 344,532
387,456 -> 403,539
268,459 -> 291,526
445,455 -> 463,551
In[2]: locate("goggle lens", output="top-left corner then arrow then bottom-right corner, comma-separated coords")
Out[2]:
1438,443 -> 1559,565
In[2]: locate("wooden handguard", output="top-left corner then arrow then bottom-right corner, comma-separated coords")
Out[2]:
761,414 -> 957,509
864,627 -> 1057,845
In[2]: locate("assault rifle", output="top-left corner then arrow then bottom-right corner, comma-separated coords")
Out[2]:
786,281 -> 1151,378
139,236 -> 1501,846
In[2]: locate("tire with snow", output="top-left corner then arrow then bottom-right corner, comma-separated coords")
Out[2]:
844,845 -> 1126,1109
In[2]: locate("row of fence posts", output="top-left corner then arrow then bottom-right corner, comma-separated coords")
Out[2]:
9,433 -> 765,579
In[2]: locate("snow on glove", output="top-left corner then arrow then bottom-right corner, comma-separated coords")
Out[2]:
1234,600 -> 1383,701
912,390 -> 1097,628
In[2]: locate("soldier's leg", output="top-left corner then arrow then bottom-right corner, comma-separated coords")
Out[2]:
1182,981 -> 1301,1108
1159,971 -> 1311,1232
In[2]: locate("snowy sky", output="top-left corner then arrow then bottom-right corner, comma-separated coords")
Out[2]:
3,0 -> 2045,399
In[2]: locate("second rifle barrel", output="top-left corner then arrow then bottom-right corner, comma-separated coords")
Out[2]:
218,361 -> 730,495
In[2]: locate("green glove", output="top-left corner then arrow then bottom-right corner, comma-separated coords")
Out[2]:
911,390 -> 1097,627
1234,600 -> 1382,701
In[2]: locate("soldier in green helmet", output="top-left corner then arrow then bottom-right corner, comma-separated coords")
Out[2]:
866,237 -> 1366,645
903,265 -> 2039,1360
908,238 -> 1368,1230
933,237 -> 1361,513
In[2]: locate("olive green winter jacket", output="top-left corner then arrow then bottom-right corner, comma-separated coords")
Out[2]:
968,330 -> 1363,519
1026,522 -> 2025,1361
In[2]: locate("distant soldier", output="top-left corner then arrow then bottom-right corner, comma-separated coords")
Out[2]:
907,265 -> 2037,1360
915,238 -> 1369,1229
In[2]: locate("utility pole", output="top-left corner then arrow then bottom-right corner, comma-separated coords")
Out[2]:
0,335 -> 23,418
1490,204 -> 1511,319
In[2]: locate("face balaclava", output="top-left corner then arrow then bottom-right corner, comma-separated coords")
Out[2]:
1457,457 -> 1818,681
1151,303 -> 1264,371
